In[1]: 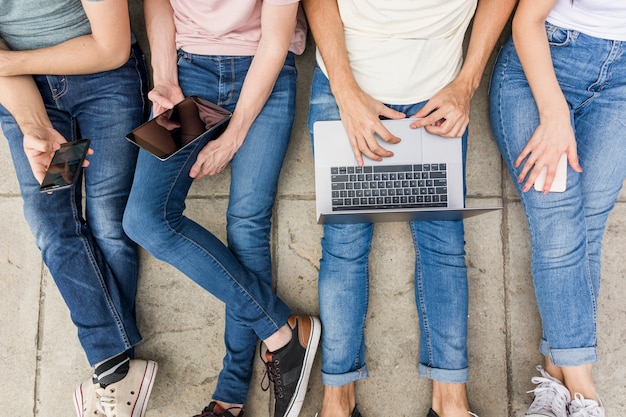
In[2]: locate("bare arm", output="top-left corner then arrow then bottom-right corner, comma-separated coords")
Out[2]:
0,0 -> 132,76
511,0 -> 582,193
411,0 -> 517,137
189,1 -> 299,179
302,0 -> 406,166
144,0 -> 184,115
0,40 -> 72,184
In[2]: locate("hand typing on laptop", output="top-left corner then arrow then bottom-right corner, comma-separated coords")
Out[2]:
408,76 -> 474,138
332,77 -> 405,165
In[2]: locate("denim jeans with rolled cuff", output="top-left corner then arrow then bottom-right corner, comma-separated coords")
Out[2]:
308,65 -> 470,386
489,24 -> 626,366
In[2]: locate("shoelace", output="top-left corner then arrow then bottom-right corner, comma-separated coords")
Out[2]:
96,394 -> 117,417
569,393 -> 605,417
526,368 -> 570,417
260,346 -> 284,400
193,407 -> 217,417
193,404 -> 243,417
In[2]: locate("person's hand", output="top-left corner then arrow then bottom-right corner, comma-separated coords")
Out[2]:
22,124 -> 66,184
334,85 -> 405,166
409,78 -> 472,138
188,126 -> 242,180
514,111 -> 582,193
21,124 -> 93,184
147,84 -> 185,116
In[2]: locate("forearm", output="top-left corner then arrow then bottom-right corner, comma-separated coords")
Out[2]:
301,0 -> 360,103
227,2 -> 298,142
229,50 -> 288,142
144,0 -> 179,87
0,35 -> 130,76
454,0 -> 517,97
512,0 -> 567,118
0,41 -> 51,130
0,0 -> 132,76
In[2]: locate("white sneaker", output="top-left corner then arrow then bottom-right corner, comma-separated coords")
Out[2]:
95,359 -> 158,417
74,378 -> 105,417
569,393 -> 605,417
525,365 -> 570,417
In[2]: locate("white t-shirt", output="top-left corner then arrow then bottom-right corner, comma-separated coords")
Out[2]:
171,0 -> 306,56
547,0 -> 626,41
316,0 -> 477,104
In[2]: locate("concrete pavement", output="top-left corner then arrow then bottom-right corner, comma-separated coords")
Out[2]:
1,5 -> 624,417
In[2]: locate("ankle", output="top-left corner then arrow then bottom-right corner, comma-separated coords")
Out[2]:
320,383 -> 356,417
431,381 -> 470,417
263,324 -> 292,352
561,364 -> 597,402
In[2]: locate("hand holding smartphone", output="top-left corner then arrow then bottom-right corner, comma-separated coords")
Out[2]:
39,139 -> 91,193
533,153 -> 567,193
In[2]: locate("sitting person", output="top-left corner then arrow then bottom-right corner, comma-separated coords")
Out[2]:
123,1 -> 320,417
0,0 -> 157,416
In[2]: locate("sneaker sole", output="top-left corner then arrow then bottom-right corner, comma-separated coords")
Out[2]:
130,360 -> 158,417
283,316 -> 321,417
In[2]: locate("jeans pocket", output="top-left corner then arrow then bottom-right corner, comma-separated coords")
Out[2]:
545,23 -> 573,47
177,49 -> 192,66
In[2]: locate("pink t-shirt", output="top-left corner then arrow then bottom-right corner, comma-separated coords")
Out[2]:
171,0 -> 306,55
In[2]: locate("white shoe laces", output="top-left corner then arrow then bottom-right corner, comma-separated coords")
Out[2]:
569,393 -> 605,417
526,366 -> 570,417
96,389 -> 118,417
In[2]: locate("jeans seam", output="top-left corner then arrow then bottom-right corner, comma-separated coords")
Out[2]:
130,45 -> 147,120
411,223 -> 433,367
582,216 -> 598,347
72,185 -> 132,351
355,259 -> 370,370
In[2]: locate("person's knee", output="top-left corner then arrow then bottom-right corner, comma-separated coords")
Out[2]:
122,201 -> 165,252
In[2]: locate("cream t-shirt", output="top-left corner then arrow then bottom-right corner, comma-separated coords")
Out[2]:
316,0 -> 477,104
171,0 -> 307,56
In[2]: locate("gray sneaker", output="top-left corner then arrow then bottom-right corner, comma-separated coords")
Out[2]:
525,365 -> 570,417
427,408 -> 479,417
95,359 -> 158,417
569,393 -> 605,417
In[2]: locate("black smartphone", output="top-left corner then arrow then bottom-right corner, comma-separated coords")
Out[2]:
39,139 -> 91,193
126,96 -> 232,161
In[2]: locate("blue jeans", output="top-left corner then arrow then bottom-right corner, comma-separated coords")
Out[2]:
489,26 -> 626,366
123,51 -> 296,404
308,66 -> 470,385
0,44 -> 148,366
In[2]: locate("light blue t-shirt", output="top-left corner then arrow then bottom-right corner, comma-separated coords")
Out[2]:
0,0 -> 95,51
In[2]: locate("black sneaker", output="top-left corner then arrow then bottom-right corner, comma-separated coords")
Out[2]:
263,315 -> 321,417
350,406 -> 362,417
193,401 -> 243,417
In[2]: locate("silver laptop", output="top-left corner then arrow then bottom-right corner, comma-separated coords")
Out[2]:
313,118 -> 500,224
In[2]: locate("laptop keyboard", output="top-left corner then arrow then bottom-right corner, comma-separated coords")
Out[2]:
330,164 -> 448,211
